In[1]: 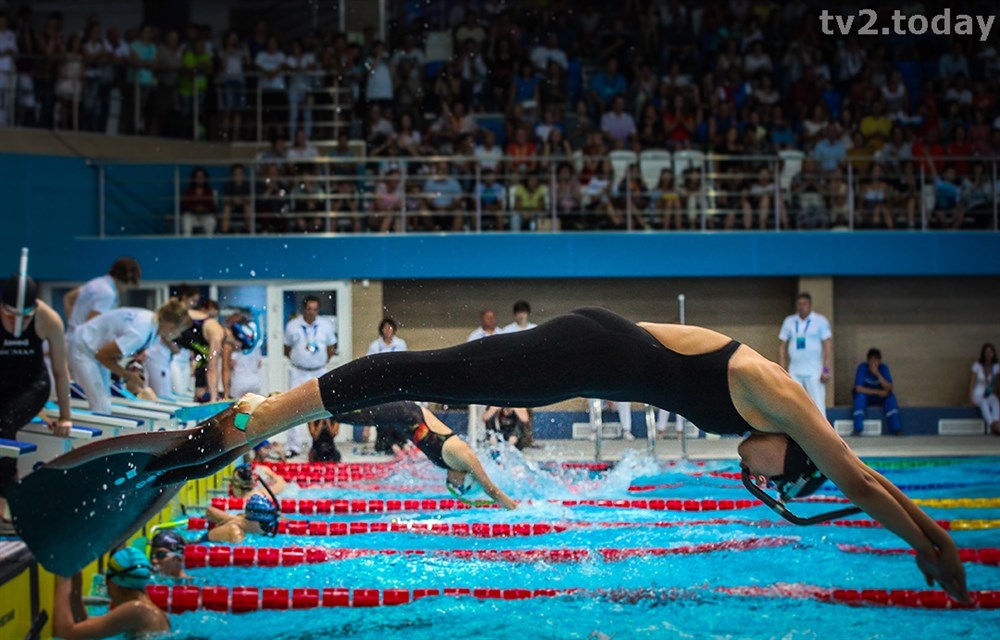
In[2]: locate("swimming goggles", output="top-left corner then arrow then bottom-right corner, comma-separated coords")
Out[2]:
1,303 -> 36,316
741,468 -> 861,526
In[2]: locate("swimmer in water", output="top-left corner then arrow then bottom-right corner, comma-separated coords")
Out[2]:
179,308 -> 967,602
148,530 -> 191,580
332,402 -> 517,509
53,547 -> 170,639
229,463 -> 288,499
204,493 -> 280,543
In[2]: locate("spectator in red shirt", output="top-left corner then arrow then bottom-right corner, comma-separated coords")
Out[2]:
506,126 -> 538,175
181,167 -> 218,236
912,129 -> 946,174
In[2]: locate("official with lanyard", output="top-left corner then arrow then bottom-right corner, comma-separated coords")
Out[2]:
778,292 -> 833,413
282,295 -> 337,456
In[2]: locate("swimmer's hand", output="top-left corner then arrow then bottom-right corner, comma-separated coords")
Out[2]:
47,418 -> 73,438
916,546 -> 971,603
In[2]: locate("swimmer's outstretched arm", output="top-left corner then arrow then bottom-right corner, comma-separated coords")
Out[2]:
447,443 -> 518,510
746,373 -> 970,603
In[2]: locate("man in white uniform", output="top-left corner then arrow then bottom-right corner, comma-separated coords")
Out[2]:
467,309 -> 503,341
283,296 -> 337,456
68,303 -> 187,414
778,292 -> 833,413
501,300 -> 537,333
63,257 -> 142,336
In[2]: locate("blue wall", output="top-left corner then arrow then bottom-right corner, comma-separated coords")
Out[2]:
1,152 -> 999,281
71,232 -> 1000,282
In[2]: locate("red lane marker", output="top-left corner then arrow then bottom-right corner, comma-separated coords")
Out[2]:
183,537 -> 800,569
148,584 -> 1000,612
838,544 -> 1000,566
211,497 -> 769,513
187,516 -> 954,535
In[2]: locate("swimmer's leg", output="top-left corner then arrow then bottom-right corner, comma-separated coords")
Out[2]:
243,307 -> 660,444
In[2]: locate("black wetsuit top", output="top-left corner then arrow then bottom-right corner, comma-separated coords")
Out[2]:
319,308 -> 754,436
333,401 -> 456,470
0,318 -> 46,386
175,319 -> 209,387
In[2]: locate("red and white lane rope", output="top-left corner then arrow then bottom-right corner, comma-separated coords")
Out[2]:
181,537 -> 798,569
146,584 -> 1000,613
838,544 -> 1000,565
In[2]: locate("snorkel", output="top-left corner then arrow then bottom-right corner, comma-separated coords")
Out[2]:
13,247 -> 28,338
741,439 -> 862,525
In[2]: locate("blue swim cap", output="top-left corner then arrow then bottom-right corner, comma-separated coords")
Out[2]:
245,494 -> 279,536
232,321 -> 259,353
106,547 -> 153,590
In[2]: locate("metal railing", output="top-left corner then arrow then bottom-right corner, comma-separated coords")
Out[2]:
95,153 -> 1000,237
0,56 -> 354,142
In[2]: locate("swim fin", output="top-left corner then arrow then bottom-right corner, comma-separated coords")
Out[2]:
7,405 -> 249,576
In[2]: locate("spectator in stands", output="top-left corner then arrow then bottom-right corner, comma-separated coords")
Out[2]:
454,10 -> 486,49
371,168 -> 403,233
291,162 -> 325,233
601,95 -> 636,148
180,167 -> 218,236
928,160 -> 965,229
179,36 -> 211,136
744,166 -> 787,230
859,164 -> 893,229
458,38 -> 488,109
939,43 -> 970,81
852,348 -> 902,436
812,124 -> 847,173
486,35 -> 516,110
879,126 -> 913,172
31,12 -> 64,129
368,317 -> 407,355
649,169 -> 683,230
612,164 -> 648,229
153,30 -> 182,137
483,406 -> 530,449
80,23 -> 108,132
769,106 -> 798,150
880,70 -> 909,113
506,126 -> 538,175
220,163 -> 252,234
961,161 -> 994,224
330,174 -> 361,233
54,33 -> 83,130
511,172 -> 549,231
424,161 -> 466,231
790,159 -> 830,230
124,24 -> 156,135
364,40 -> 393,110
970,343 -> 1000,435
778,292 -> 832,413
218,30 -> 248,142
581,157 -> 615,230
474,128 -> 502,172
256,162 -> 290,232
54,549 -> 169,638
0,12 -> 17,128
468,309 -> 502,341
587,57 -> 626,116
474,167 -> 506,231
254,35 -> 286,133
283,38 -> 314,140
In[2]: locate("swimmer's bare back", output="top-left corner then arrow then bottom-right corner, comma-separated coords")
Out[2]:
637,321 -> 812,436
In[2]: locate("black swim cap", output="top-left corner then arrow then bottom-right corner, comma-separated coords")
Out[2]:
770,438 -> 827,499
151,530 -> 186,553
2,274 -> 38,309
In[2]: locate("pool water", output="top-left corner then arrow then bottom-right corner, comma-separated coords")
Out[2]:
155,451 -> 1000,639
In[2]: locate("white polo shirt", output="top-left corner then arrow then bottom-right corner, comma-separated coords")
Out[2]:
367,336 -> 408,355
778,311 -> 832,377
284,316 -> 337,370
68,275 -> 118,334
75,308 -> 156,357
502,321 -> 537,333
467,326 -> 504,342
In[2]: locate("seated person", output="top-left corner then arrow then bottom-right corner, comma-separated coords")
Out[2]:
308,417 -> 341,462
54,547 -> 170,639
204,494 -> 281,543
124,360 -> 158,401
482,406 -> 530,449
852,348 -> 902,436
149,530 -> 191,580
251,438 -> 286,462
229,463 -> 288,498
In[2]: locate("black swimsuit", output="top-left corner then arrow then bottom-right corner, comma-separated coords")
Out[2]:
319,308 -> 755,437
333,402 -> 456,470
0,319 -> 51,496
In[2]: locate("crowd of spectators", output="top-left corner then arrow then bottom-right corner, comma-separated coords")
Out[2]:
4,1 -> 1000,231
